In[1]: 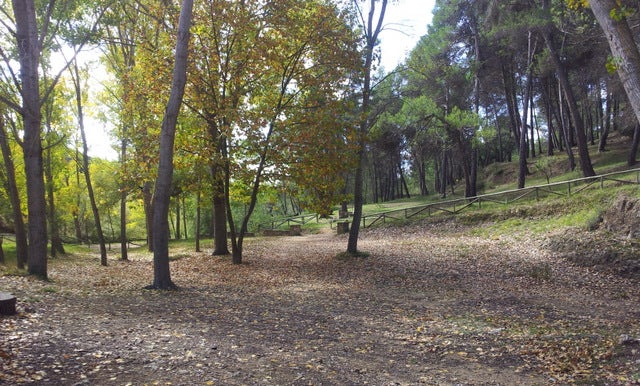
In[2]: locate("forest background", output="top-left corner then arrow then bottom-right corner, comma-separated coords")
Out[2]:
1,0 -> 640,285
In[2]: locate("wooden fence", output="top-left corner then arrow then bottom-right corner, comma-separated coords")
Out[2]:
257,213 -> 319,231
357,168 -> 640,228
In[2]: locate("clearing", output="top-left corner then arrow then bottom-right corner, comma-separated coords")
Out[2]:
1,220 -> 639,385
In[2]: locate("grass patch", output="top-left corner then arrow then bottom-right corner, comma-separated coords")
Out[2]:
41,286 -> 58,293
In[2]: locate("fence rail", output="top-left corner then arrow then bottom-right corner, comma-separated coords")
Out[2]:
357,168 -> 640,228
257,213 -> 319,231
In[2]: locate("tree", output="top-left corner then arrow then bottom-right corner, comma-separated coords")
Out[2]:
226,0 -> 359,263
71,60 -> 108,266
541,0 -> 595,177
149,0 -> 193,290
587,0 -> 640,126
347,0 -> 388,256
100,1 -> 143,262
186,0 -> 359,263
12,0 -> 48,277
2,0 -> 110,278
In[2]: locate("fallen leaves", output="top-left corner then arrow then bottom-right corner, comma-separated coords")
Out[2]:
1,224 -> 639,384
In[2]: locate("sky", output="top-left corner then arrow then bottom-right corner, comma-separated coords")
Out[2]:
378,0 -> 436,71
85,0 -> 437,160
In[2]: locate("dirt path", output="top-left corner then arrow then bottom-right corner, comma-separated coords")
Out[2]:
1,223 -> 639,385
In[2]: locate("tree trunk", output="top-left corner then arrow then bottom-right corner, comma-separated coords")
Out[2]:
175,199 -> 181,240
212,185 -> 229,255
120,138 -> 128,261
72,60 -> 108,267
590,0 -> 640,126
0,116 -> 28,269
142,181 -> 153,251
502,61 -> 522,146
149,0 -> 193,290
195,191 -> 201,252
599,92 -> 612,152
181,196 -> 187,239
13,0 -> 48,278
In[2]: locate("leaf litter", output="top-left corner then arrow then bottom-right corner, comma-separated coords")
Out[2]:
1,220 -> 639,385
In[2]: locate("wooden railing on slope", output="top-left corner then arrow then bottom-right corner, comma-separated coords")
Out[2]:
358,168 -> 640,228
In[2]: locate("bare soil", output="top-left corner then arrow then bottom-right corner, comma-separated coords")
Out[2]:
1,221 -> 639,385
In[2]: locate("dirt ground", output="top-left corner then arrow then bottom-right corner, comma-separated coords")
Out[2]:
1,221 -> 639,385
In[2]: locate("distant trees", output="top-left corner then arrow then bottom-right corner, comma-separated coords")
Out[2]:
362,0 -> 634,201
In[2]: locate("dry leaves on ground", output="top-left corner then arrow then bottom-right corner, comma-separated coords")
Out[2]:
1,222 -> 639,385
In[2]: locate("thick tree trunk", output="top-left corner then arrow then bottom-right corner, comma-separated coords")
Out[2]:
149,0 -> 193,290
212,186 -> 229,255
590,0 -> 640,126
13,0 -> 48,278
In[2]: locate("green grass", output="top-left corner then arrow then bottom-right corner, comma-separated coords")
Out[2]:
0,238 -> 18,272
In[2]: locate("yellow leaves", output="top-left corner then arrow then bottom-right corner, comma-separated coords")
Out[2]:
566,0 -> 588,10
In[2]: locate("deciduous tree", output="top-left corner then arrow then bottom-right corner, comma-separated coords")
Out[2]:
149,0 -> 193,290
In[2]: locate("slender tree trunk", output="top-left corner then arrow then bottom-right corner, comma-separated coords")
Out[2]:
120,135 -> 128,261
518,31 -> 536,189
73,149 -> 84,241
13,0 -> 48,278
149,0 -> 193,289
142,181 -> 153,251
0,116 -> 28,269
175,199 -> 181,240
73,60 -> 108,267
599,92 -> 612,152
502,61 -> 522,145
181,196 -> 187,239
559,87 -> 577,171
195,190 -> 201,252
